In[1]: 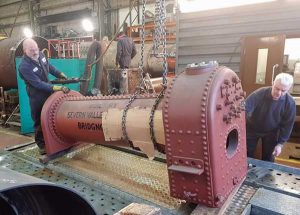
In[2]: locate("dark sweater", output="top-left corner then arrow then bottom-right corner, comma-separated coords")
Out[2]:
245,87 -> 296,144
116,35 -> 137,68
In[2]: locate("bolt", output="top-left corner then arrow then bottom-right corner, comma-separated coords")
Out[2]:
224,79 -> 229,85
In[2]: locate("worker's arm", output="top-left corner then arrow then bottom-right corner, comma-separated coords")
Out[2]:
116,41 -> 122,66
277,99 -> 296,144
39,52 -> 67,79
49,64 -> 66,78
131,42 -> 137,59
245,90 -> 260,117
18,63 -> 54,93
273,98 -> 296,157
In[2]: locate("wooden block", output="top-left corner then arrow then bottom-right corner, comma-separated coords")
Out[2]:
275,157 -> 300,168
277,142 -> 300,159
114,203 -> 161,215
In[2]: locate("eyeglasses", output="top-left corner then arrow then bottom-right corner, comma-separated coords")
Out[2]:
28,48 -> 39,53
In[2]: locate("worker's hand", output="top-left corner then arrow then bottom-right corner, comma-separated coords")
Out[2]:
53,85 -> 70,93
272,144 -> 283,157
60,72 -> 67,80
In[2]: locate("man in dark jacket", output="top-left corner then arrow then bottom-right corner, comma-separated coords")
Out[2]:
246,73 -> 296,162
18,38 -> 69,155
115,32 -> 137,69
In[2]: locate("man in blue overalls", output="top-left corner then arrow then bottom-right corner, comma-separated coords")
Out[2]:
19,38 -> 69,155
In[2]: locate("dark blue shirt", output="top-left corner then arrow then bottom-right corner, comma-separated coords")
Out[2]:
245,87 -> 296,145
18,52 -> 61,123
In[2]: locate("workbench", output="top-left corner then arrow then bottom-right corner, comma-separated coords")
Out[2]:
0,144 -> 299,215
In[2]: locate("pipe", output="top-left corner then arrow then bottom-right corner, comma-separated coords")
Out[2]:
102,41 -> 176,77
0,167 -> 96,214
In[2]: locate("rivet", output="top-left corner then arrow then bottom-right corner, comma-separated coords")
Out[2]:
202,130 -> 207,134
202,136 -> 207,140
191,151 -> 195,154
177,139 -> 182,143
178,130 -> 183,134
171,129 -> 175,133
185,161 -> 189,165
190,140 -> 195,144
195,131 -> 200,135
187,130 -> 192,134
203,141 -> 207,145
179,149 -> 183,153
216,104 -> 222,110
202,97 -> 206,101
166,129 -> 169,133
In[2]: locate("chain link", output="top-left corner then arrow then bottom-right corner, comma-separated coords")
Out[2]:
149,0 -> 168,148
121,0 -> 147,142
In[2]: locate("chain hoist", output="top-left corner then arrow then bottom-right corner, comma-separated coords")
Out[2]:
121,0 -> 147,142
149,0 -> 168,149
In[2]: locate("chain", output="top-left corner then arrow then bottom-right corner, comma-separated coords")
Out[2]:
153,0 -> 162,55
121,0 -> 147,142
149,0 -> 168,148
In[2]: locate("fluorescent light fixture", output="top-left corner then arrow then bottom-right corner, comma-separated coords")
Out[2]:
178,0 -> 276,13
82,18 -> 94,32
23,27 -> 33,38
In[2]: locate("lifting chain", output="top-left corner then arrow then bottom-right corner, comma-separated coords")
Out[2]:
121,0 -> 147,142
149,0 -> 168,149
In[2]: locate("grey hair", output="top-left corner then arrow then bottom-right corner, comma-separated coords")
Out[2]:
274,73 -> 294,87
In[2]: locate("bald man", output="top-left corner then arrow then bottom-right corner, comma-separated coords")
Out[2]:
18,38 -> 69,155
246,73 -> 296,162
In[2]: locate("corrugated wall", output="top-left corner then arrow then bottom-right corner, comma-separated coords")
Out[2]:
176,0 -> 300,74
